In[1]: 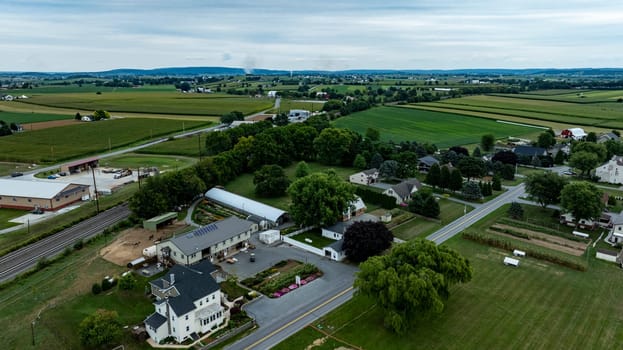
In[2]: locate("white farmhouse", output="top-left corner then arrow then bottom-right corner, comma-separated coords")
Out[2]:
348,168 -> 379,185
144,261 -> 227,344
595,156 -> 623,184
383,178 -> 422,205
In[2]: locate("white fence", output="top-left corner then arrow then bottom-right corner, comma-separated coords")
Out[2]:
282,236 -> 325,256
285,226 -> 315,237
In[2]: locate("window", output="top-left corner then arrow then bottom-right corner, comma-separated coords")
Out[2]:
28,198 -> 32,202
212,294 -> 215,300
181,254 -> 185,258
185,315 -> 188,320
173,327 -> 175,332
199,301 -> 202,306
186,326 -> 189,331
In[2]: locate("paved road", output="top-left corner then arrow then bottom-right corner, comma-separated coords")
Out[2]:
0,204 -> 131,283
428,183 -> 526,244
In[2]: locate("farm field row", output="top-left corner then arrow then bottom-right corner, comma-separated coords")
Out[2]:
333,106 -> 541,147
0,118 -> 211,163
277,236 -> 623,350
18,91 -> 273,116
421,95 -> 623,126
507,89 -> 623,102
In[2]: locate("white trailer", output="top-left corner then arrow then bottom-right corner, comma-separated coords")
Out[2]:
503,257 -> 520,267
143,245 -> 157,258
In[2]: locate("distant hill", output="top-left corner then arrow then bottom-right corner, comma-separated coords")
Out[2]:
2,66 -> 623,78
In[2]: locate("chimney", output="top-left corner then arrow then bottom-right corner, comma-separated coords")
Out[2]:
170,273 -> 175,285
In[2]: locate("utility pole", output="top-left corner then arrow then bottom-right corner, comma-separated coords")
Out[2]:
90,166 -> 100,214
198,133 -> 202,161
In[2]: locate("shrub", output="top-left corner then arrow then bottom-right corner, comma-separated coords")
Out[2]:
118,273 -> 137,290
92,283 -> 102,295
73,240 -> 84,250
101,277 -> 116,291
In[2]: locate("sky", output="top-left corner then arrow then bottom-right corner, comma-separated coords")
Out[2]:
1,0 -> 623,72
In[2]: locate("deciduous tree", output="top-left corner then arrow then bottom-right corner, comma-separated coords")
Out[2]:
426,163 -> 441,188
481,134 -> 495,152
569,151 -> 599,178
525,172 -> 568,208
253,164 -> 290,197
560,182 -> 604,225
342,221 -> 393,262
288,171 -> 355,226
355,239 -> 472,334
78,309 -> 123,348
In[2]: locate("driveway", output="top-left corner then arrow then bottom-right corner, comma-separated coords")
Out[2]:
220,234 -> 358,349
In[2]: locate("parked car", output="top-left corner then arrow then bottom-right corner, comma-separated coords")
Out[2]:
250,253 -> 256,262
47,175 -> 57,179
11,172 -> 23,177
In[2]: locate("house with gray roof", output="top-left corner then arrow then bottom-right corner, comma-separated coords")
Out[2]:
144,260 -> 226,344
383,178 -> 422,205
323,239 -> 346,261
418,155 -> 440,172
598,132 -> 620,144
322,213 -> 379,241
596,156 -> 623,184
349,168 -> 379,185
157,216 -> 258,265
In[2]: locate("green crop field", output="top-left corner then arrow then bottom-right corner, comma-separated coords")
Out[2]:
276,236 -> 623,350
136,133 -> 206,157
420,94 -> 623,128
102,153 -> 197,170
333,106 -> 541,147
0,110 -> 72,124
15,91 -> 274,116
271,99 -> 325,114
0,118 -> 210,163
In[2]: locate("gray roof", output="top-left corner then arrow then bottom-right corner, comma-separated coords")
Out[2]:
168,216 -> 255,255
0,179 -> 87,199
418,156 -> 439,167
205,187 -> 287,223
326,213 -> 379,234
149,261 -> 219,316
145,312 -> 167,329
327,238 -> 344,252
390,179 -> 421,200
512,145 -> 547,157
362,168 -> 378,175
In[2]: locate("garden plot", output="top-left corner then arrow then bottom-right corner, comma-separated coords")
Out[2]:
487,223 -> 589,256
193,200 -> 246,225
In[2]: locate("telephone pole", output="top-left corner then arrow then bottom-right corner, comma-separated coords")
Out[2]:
90,166 -> 100,214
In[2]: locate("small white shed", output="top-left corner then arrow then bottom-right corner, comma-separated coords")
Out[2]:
504,257 -> 520,267
259,230 -> 280,244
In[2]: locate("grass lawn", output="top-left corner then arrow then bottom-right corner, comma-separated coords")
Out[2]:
290,229 -> 337,249
273,326 -> 350,350
391,199 -> 472,240
0,118 -> 210,163
333,106 -> 540,147
135,133 -> 206,157
0,233 -> 153,350
220,280 -> 250,300
223,162 -> 358,211
0,161 -> 38,176
0,208 -> 23,230
276,235 -> 623,350
102,153 -> 197,170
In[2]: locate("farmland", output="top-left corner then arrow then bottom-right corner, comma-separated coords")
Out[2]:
0,110 -> 71,124
15,91 -> 274,116
0,118 -> 211,163
135,134 -> 205,157
276,204 -> 623,350
417,94 -> 623,129
333,106 -> 542,147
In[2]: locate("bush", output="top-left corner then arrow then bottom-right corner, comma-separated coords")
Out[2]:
73,240 -> 84,250
101,277 -> 116,291
92,283 -> 102,295
355,186 -> 397,209
118,273 -> 137,290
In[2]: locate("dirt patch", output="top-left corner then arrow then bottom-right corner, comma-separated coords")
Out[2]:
487,229 -> 586,256
305,337 -> 327,350
21,119 -> 79,131
100,221 -> 188,266
491,223 -> 589,254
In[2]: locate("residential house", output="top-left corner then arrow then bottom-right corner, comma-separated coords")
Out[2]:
607,211 -> 623,244
323,239 -> 346,261
267,91 -> 278,98
383,178 -> 422,205
342,196 -> 366,221
1,94 -> 14,101
512,145 -> 548,158
287,109 -> 310,123
597,132 -> 620,144
349,168 -> 379,185
144,261 -> 226,344
560,193 -> 610,230
418,155 -> 440,172
321,213 -> 379,240
157,217 -> 258,265
595,156 -> 623,184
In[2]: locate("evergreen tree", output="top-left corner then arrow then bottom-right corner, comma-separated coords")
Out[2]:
426,163 -> 441,188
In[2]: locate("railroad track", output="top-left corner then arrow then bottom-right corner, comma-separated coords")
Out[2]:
0,204 -> 131,283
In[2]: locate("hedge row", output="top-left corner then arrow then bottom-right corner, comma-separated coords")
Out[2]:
489,225 -> 531,240
462,231 -> 587,271
355,186 -> 397,210
497,217 -> 586,242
